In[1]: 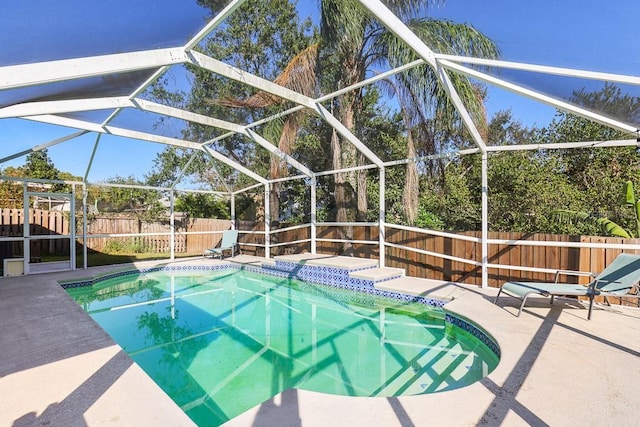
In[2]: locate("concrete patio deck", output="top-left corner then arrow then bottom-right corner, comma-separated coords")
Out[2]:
1,256 -> 639,426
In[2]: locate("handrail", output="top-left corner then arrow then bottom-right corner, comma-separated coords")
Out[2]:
385,223 -> 482,243
317,221 -> 379,227
269,238 -> 311,248
315,238 -> 378,245
487,238 -> 640,250
269,223 -> 311,234
385,242 -> 480,266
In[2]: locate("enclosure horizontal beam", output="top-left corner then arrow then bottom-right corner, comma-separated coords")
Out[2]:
24,114 -> 205,150
436,54 -> 640,86
0,130 -> 89,164
315,238 -> 378,245
267,174 -> 308,184
486,138 -> 640,151
313,163 -> 378,177
440,59 -> 638,134
486,238 -> 640,251
202,145 -> 267,184
0,97 -> 131,118
245,129 -> 314,177
134,98 -> 247,134
92,182 -> 170,192
0,48 -> 188,90
269,223 -> 311,234
269,239 -> 311,248
188,51 -> 317,109
233,182 -> 263,195
317,222 -> 380,227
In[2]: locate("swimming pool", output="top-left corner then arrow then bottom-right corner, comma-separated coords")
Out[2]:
66,267 -> 499,426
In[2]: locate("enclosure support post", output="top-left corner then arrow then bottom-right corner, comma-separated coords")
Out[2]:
481,153 -> 489,288
22,180 -> 29,275
82,183 -> 88,270
230,193 -> 236,229
311,176 -> 317,254
169,191 -> 175,261
264,184 -> 270,259
70,184 -> 76,271
379,168 -> 386,268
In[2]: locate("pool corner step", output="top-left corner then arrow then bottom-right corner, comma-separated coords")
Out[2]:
349,267 -> 405,283
375,276 -> 462,301
260,259 -> 277,268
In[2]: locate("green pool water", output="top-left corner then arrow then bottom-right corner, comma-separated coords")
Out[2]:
67,269 -> 498,426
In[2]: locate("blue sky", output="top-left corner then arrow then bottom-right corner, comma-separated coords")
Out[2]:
1,0 -> 638,182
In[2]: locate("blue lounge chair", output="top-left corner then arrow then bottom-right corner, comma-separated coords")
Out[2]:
495,253 -> 640,319
203,229 -> 239,259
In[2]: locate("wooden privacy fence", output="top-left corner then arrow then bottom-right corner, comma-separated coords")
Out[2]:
237,223 -> 640,290
0,208 -> 70,259
2,208 -> 639,292
0,209 -> 232,256
80,215 -> 232,254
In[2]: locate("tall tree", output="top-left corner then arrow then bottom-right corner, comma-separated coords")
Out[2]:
147,0 -> 314,223
25,150 -> 60,181
320,1 -> 499,229
536,83 -> 640,234
218,44 -> 319,224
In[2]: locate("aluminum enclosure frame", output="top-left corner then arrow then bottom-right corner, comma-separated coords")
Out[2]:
1,0 -> 639,285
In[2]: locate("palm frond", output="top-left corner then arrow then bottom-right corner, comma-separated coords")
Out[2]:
215,44 -> 319,108
552,209 -> 632,238
374,18 -> 498,137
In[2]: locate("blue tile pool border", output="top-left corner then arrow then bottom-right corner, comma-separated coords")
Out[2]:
60,263 -> 500,358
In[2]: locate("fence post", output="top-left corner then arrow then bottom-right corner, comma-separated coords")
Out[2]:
481,153 -> 489,288
311,176 -> 316,254
379,167 -> 385,268
22,181 -> 30,274
230,193 -> 236,230
170,191 -> 175,261
264,184 -> 270,259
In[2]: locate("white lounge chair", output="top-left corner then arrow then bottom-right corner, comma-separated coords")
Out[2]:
495,253 -> 640,319
203,229 -> 239,259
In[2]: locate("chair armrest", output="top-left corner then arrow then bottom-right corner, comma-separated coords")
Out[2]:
553,270 -> 596,283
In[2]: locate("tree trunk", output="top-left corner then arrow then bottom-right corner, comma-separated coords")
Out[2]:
403,129 -> 419,225
356,152 -> 368,221
269,115 -> 299,226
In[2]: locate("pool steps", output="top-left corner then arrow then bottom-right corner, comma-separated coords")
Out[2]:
262,254 -> 406,285
348,267 -> 405,282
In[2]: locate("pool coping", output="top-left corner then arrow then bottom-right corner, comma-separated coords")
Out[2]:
2,255 -> 640,426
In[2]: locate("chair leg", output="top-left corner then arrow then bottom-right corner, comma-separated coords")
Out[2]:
494,287 -> 503,304
588,295 -> 594,320
517,294 -> 530,317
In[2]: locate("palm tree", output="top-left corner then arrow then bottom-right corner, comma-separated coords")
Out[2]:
218,45 -> 319,224
320,1 -> 499,226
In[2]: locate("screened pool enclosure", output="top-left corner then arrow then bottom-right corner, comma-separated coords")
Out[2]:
1,0 -> 639,284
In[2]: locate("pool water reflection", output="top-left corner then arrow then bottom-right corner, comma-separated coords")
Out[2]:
68,269 -> 498,426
